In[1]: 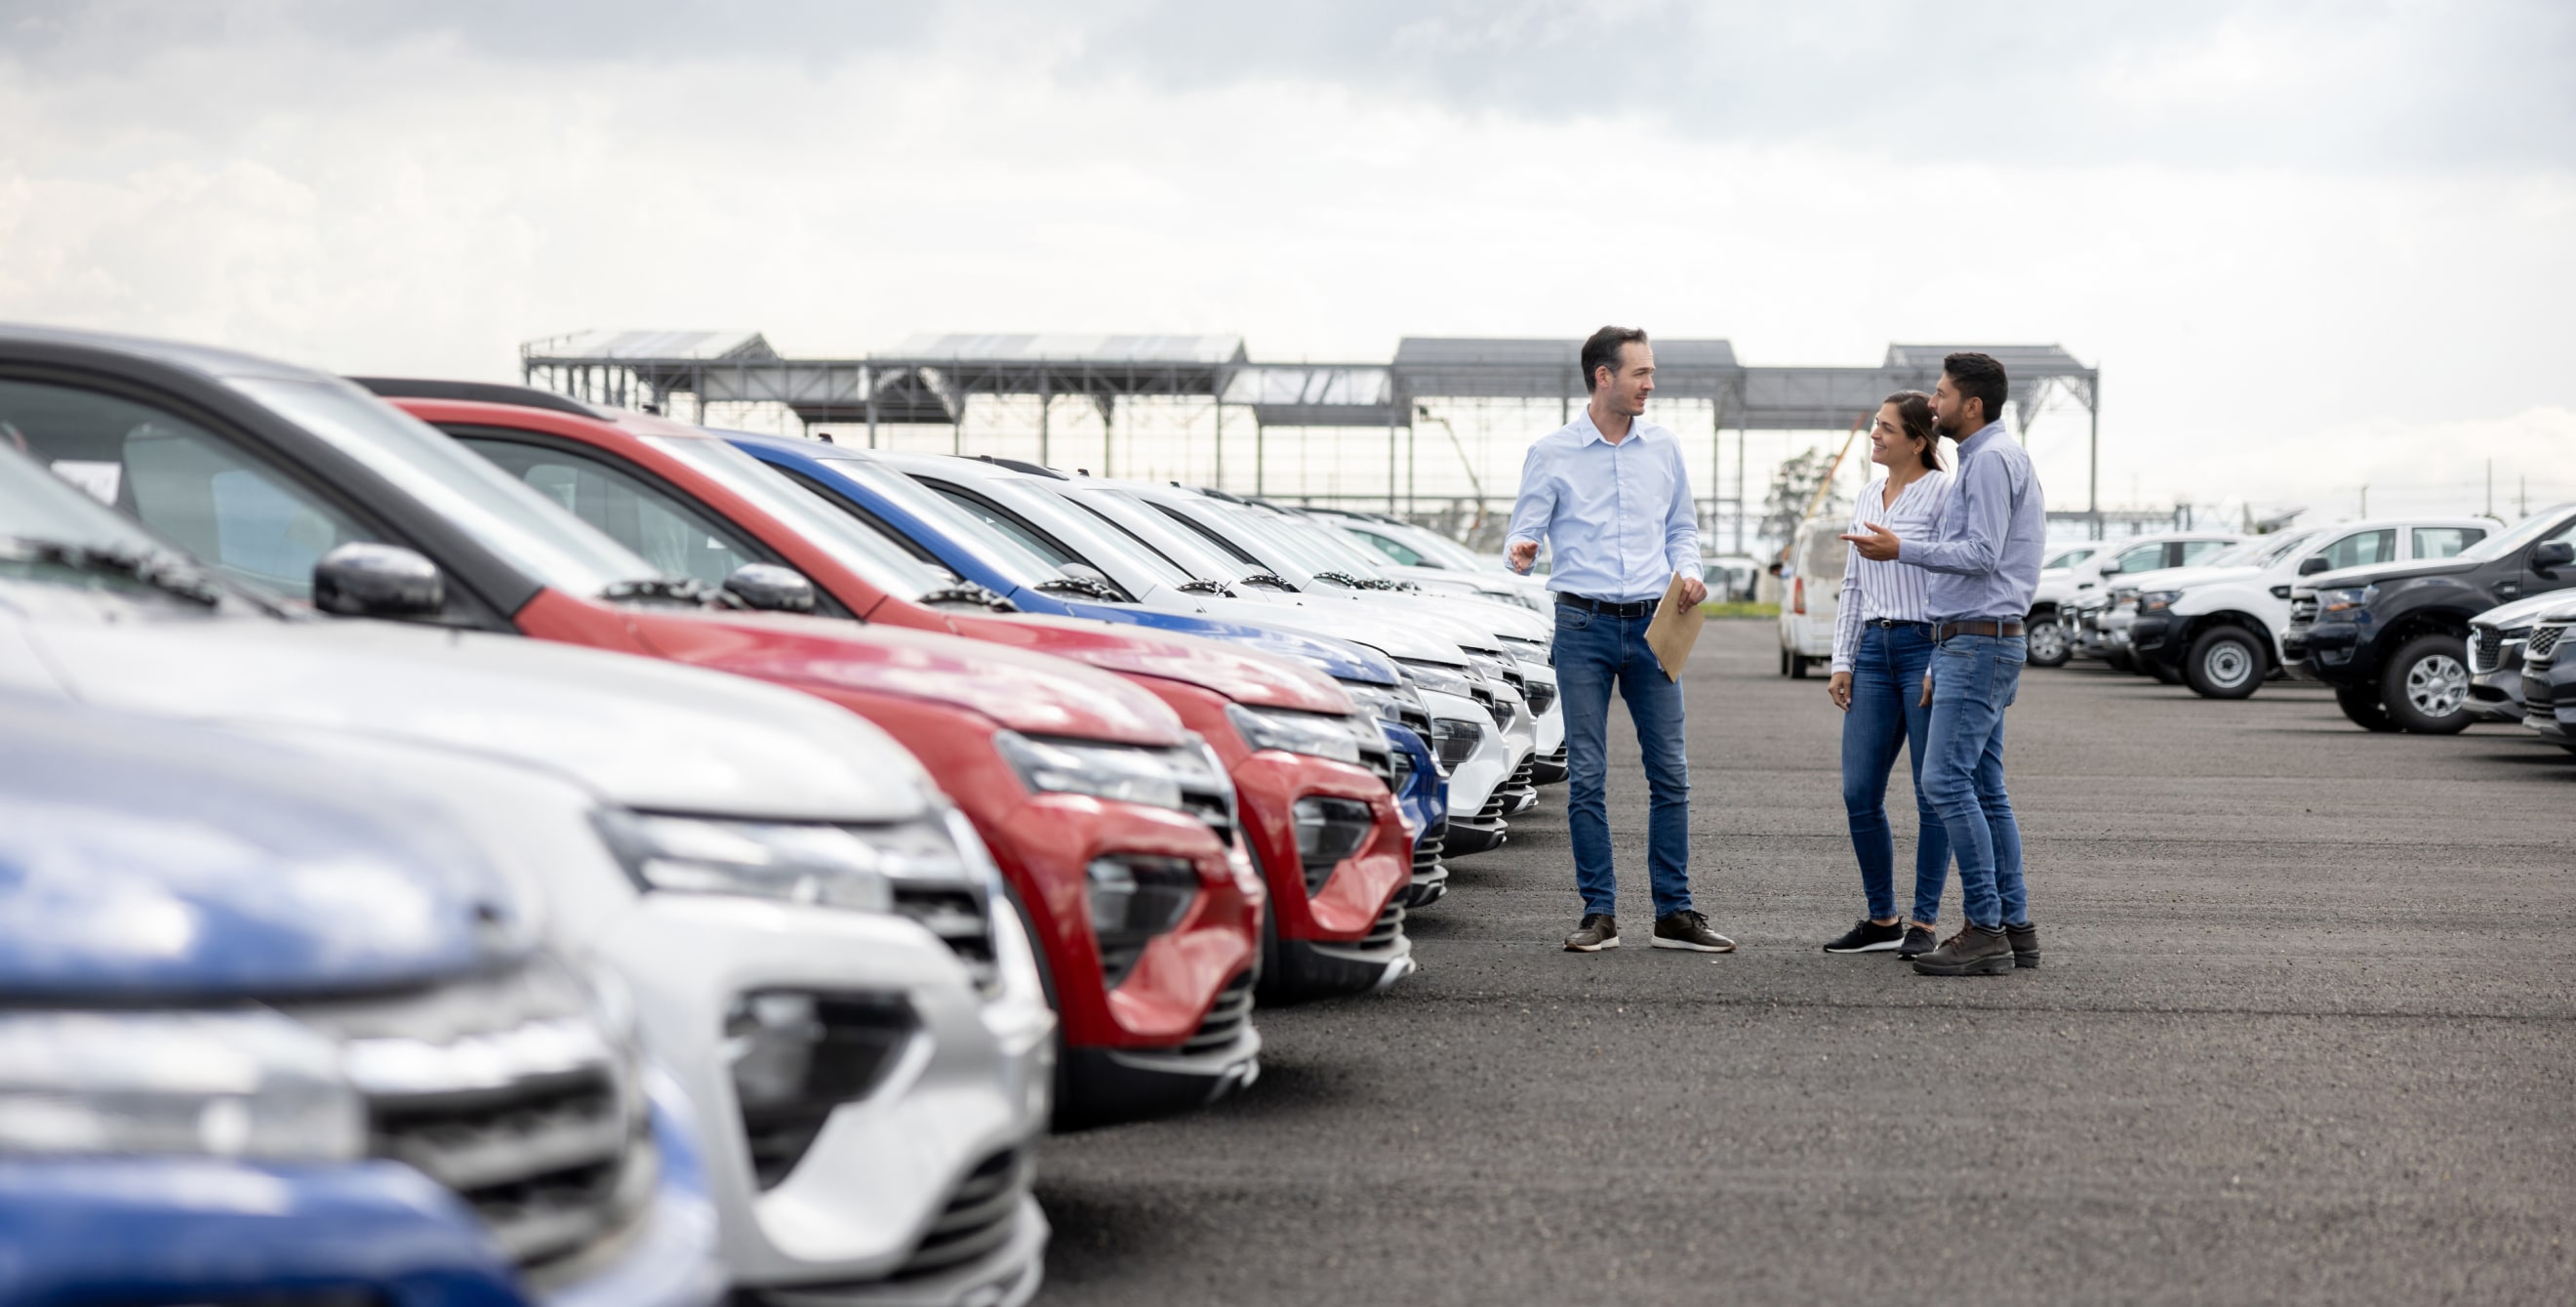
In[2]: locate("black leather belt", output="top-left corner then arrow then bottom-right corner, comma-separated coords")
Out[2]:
1867,617 -> 1930,631
1557,592 -> 1659,619
1934,619 -> 2027,641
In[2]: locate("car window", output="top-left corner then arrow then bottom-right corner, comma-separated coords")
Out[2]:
0,378 -> 378,598
1353,528 -> 1425,567
646,436 -> 955,600
2113,543 -> 2165,573
812,457 -> 1066,585
2455,507 -> 2576,562
919,480 -> 1081,568
461,436 -> 756,589
2315,529 -> 2396,571
2042,547 -> 2097,570
2176,540 -> 2232,565
2413,527 -> 2483,559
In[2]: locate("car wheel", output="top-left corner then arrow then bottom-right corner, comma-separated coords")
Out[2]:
2027,614 -> 2070,668
2380,633 -> 2473,734
2106,648 -> 2135,673
1779,646 -> 1791,676
1790,652 -> 1810,679
2186,627 -> 2264,700
2335,686 -> 2399,732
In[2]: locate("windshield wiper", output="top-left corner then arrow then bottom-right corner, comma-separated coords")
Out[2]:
1036,576 -> 1126,602
1177,579 -> 1238,598
1238,572 -> 1298,592
1312,570 -> 1399,592
600,576 -> 715,606
921,582 -> 1018,612
1,537 -> 222,607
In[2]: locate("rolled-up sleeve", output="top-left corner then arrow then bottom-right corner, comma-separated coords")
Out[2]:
1505,444 -> 1556,562
1897,454 -> 2006,577
1662,441 -> 1701,580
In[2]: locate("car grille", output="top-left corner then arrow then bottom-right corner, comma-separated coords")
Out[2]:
300,961 -> 650,1278
1500,755 -> 1537,800
890,882 -> 999,997
2470,624 -> 2504,673
894,1147 -> 1031,1281
1523,680 -> 1556,715
1360,735 -> 1398,792
2288,593 -> 2317,630
1360,897 -> 1407,950
2528,624 -> 2566,664
1413,819 -> 1446,878
1180,969 -> 1256,1057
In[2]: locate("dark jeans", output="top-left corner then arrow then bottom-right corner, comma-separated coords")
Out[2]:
1921,633 -> 2029,930
1555,599 -> 1692,919
1841,622 -> 1950,925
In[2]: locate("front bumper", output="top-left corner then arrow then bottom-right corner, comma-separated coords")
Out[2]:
593,893 -> 1052,1298
2129,614 -> 2176,659
1421,687 -> 1510,851
1381,722 -> 1449,909
1230,748 -> 1415,998
2285,620 -> 2366,684
0,1078 -> 723,1307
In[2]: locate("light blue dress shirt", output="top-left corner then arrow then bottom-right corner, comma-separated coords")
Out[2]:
1506,409 -> 1701,603
1895,421 -> 2047,622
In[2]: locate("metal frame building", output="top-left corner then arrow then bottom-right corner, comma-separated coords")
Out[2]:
522,330 -> 2112,540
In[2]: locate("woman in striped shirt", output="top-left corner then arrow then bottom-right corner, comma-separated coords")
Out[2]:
1820,392 -> 1955,959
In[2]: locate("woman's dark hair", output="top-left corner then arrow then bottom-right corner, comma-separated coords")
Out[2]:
1884,389 -> 1942,471
1581,326 -> 1649,392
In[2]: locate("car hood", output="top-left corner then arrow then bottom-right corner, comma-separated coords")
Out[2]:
1183,592 -> 1472,665
0,692 -> 524,999
2472,591 -> 2576,629
2122,564 -> 2262,592
948,610 -> 1356,714
623,606 -> 1188,747
0,582 -> 929,823
2307,556 -> 2479,590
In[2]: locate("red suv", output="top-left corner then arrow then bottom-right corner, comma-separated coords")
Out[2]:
0,327 -> 1260,1126
366,383 -> 1419,1012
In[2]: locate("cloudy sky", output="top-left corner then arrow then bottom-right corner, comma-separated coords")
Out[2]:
4,0 -> 2570,518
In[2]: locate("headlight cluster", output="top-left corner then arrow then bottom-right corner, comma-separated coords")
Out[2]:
1396,658 -> 1478,698
1226,703 -> 1365,766
0,1009 -> 365,1162
2139,590 -> 2183,614
2318,585 -> 2377,616
995,730 -> 1192,811
598,810 -> 970,913
1291,796 -> 1375,895
1087,856 -> 1200,987
1338,677 -> 1429,727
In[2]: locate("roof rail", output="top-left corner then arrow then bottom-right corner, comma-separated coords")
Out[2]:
350,377 -> 604,419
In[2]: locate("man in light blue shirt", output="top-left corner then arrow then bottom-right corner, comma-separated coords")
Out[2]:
1506,327 -> 1730,956
1843,351 -> 2047,976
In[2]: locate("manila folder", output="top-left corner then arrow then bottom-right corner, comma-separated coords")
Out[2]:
1644,572 -> 1707,681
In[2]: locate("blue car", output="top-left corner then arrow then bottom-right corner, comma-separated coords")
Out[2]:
726,431 -> 1452,902
0,694 -> 723,1307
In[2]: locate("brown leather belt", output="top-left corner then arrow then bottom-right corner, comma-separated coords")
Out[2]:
1934,619 -> 2026,641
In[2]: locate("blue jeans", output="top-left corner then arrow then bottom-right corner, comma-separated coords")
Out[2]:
1841,622 -> 1950,925
1921,633 -> 2029,930
1555,599 -> 1692,919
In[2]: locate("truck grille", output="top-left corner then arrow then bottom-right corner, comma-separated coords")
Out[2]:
894,1148 -> 1031,1280
2288,594 -> 2318,629
2528,624 -> 2565,664
1180,969 -> 1256,1056
2470,624 -> 2505,673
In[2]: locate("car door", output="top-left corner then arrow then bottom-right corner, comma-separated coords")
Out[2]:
2410,525 -> 2484,561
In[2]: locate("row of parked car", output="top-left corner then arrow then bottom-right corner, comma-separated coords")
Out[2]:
1780,500 -> 2576,744
0,324 -> 1562,1306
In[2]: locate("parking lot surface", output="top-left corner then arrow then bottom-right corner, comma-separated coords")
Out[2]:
1034,619 -> 2574,1304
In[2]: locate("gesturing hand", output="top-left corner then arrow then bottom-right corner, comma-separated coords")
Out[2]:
1507,540 -> 1539,574
1828,671 -> 1853,712
1838,523 -> 1901,561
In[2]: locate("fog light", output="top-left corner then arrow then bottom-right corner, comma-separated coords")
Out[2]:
1524,681 -> 1556,715
1292,796 -> 1375,895
1428,718 -> 1483,773
722,991 -> 915,1190
1088,856 -> 1199,988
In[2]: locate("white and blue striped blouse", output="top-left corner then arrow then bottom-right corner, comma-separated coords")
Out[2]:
1831,470 -> 1954,674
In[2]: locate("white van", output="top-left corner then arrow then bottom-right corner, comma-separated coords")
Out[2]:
1776,515 -> 1845,678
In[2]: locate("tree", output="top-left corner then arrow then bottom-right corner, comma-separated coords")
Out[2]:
1759,446 -> 1841,556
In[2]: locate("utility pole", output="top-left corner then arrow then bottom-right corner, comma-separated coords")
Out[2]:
2358,484 -> 2368,517
2486,459 -> 2493,517
2518,475 -> 2528,518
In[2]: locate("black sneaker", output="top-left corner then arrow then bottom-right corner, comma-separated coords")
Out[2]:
1563,914 -> 1619,952
2006,921 -> 2041,969
1822,919 -> 1904,954
1651,910 -> 1736,953
1911,923 -> 2014,976
1895,925 -> 1938,959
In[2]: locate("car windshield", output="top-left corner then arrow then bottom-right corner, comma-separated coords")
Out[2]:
232,379 -> 664,596
1221,504 -> 1383,581
2456,506 -> 2576,562
818,457 -> 1068,587
1066,487 -> 1266,584
2042,547 -> 2096,569
649,435 -> 953,600
1381,519 -> 1485,571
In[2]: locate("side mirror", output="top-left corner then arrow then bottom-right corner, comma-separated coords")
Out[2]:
2096,559 -> 2123,577
2534,541 -> 2574,570
2297,555 -> 2330,576
313,542 -> 443,618
723,562 -> 817,613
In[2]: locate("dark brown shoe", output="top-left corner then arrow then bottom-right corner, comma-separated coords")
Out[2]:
1563,914 -> 1619,952
1651,910 -> 1735,953
2006,921 -> 2041,969
1911,923 -> 2014,976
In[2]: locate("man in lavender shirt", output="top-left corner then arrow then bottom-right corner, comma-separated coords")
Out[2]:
1843,351 -> 2047,976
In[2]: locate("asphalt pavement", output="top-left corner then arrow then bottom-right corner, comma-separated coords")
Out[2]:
1034,619 -> 2575,1305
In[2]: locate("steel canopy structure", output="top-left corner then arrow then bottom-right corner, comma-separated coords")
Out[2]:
521,330 -> 2106,531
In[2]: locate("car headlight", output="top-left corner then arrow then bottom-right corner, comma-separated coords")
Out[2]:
1397,658 -> 1476,698
1427,715 -> 1484,774
0,1009 -> 366,1162
1088,856 -> 1200,987
1466,652 -> 1516,686
1226,703 -> 1365,765
1338,677 -> 1428,726
2319,586 -> 2377,616
597,809 -> 971,913
993,730 -> 1185,810
2139,590 -> 2182,614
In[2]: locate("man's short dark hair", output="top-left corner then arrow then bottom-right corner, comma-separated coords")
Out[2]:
1943,351 -> 2009,426
1582,326 -> 1649,392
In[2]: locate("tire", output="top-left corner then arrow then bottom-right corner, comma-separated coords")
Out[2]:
1779,646 -> 1791,676
2336,686 -> 2399,732
2185,627 -> 2264,700
2380,633 -> 2474,734
2026,613 -> 2070,668
2106,648 -> 2135,674
1790,652 -> 1810,679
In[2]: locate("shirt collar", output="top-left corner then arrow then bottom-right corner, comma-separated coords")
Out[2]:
1955,420 -> 2008,456
1574,408 -> 1649,447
